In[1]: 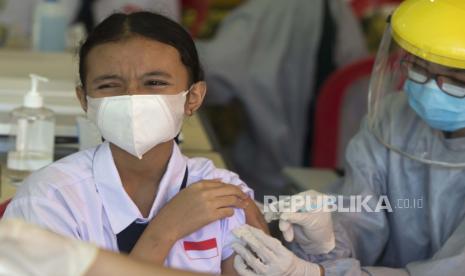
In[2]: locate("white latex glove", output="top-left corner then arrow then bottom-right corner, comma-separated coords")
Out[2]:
232,224 -> 322,276
0,219 -> 98,276
264,190 -> 335,255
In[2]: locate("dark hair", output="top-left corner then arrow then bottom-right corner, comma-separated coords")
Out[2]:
78,11 -> 204,88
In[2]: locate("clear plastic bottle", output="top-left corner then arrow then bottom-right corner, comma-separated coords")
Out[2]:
6,74 -> 55,186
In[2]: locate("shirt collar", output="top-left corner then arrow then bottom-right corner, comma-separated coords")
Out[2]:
92,141 -> 187,235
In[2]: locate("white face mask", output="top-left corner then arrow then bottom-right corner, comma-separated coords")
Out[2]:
86,90 -> 188,159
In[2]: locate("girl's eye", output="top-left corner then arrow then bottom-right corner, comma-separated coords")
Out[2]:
145,80 -> 168,86
96,83 -> 119,90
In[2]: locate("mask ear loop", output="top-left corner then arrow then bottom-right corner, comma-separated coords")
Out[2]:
175,85 -> 193,145
184,84 -> 195,115
183,84 -> 194,96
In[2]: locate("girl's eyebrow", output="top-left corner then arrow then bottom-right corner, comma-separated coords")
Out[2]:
92,74 -> 122,84
91,71 -> 173,84
143,70 -> 173,79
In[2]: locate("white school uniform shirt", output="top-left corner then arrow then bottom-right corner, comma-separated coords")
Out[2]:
4,141 -> 252,274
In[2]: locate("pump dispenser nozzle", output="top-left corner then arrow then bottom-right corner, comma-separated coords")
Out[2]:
25,74 -> 49,108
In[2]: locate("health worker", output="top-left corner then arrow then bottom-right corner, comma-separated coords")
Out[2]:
232,0 -> 465,275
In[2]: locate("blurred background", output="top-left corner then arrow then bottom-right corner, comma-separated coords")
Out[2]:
0,0 -> 402,201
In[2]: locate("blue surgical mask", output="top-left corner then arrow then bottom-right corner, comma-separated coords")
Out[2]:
404,79 -> 465,131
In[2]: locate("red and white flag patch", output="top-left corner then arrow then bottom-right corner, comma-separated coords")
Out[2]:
183,238 -> 219,260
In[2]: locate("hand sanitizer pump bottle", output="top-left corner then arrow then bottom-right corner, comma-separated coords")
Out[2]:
6,74 -> 55,186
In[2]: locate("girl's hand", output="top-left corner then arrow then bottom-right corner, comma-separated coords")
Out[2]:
131,180 -> 249,263
152,180 -> 250,240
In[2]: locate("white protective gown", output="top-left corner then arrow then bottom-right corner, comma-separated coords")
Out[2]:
296,93 -> 465,276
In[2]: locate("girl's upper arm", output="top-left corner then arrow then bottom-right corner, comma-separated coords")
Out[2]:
221,254 -> 239,276
244,197 -> 270,235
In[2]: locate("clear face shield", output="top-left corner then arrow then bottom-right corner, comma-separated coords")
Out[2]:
367,22 -> 465,167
